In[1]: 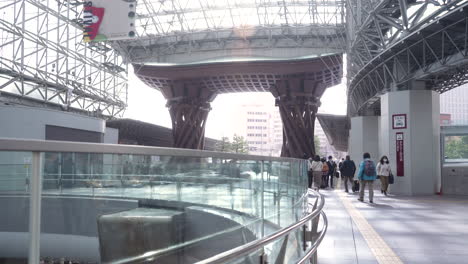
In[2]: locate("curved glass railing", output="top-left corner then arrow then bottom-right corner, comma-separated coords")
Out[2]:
0,138 -> 326,264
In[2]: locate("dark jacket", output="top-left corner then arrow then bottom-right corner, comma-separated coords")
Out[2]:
340,160 -> 356,177
326,160 -> 336,176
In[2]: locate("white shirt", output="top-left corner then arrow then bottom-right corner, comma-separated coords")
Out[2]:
310,160 -> 323,172
377,162 -> 392,176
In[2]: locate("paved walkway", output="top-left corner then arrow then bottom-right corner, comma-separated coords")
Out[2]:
317,181 -> 468,264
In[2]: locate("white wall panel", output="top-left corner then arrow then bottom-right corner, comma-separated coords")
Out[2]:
0,104 -> 105,141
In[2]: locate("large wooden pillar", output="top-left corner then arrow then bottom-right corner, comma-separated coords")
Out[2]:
161,81 -> 216,150
271,78 -> 325,158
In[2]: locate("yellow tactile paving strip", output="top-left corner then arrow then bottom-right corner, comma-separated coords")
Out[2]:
393,198 -> 468,203
337,191 -> 404,264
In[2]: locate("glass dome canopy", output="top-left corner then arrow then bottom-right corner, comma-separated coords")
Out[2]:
135,0 -> 345,38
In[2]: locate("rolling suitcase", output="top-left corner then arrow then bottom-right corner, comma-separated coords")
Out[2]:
352,180 -> 360,192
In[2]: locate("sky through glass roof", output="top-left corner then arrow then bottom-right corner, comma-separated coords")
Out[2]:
135,0 -> 345,38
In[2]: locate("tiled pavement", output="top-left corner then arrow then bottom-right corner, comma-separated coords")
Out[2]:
317,189 -> 379,264
317,181 -> 468,264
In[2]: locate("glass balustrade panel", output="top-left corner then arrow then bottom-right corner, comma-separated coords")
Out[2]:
0,148 -> 311,263
0,151 -> 32,263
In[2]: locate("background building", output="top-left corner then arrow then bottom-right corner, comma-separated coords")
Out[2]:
236,104 -> 342,157
440,84 -> 468,125
440,114 -> 452,126
238,104 -> 282,156
314,122 -> 332,157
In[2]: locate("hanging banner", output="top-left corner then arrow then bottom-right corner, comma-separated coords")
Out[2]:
83,0 -> 136,42
396,132 -> 404,176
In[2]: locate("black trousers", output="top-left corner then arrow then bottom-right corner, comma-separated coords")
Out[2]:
328,173 -> 334,188
321,174 -> 327,188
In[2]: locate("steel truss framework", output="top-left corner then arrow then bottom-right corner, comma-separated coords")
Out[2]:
114,0 -> 347,63
0,0 -> 128,117
347,0 -> 468,115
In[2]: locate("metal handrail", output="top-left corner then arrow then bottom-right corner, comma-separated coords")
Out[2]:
106,192 -> 310,264
0,138 -> 323,264
297,211 -> 328,264
0,138 -> 300,162
108,191 -> 324,264
196,191 -> 326,264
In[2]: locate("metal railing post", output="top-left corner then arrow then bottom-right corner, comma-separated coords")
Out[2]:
176,177 -> 182,201
230,182 -> 234,210
261,160 -> 265,239
277,162 -> 281,225
311,251 -> 318,264
29,151 -> 42,264
58,152 -> 62,194
260,252 -> 268,264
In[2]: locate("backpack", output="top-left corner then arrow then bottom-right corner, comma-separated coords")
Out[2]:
322,163 -> 329,173
364,160 -> 375,176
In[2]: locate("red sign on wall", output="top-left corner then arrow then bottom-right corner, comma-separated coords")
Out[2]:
396,132 -> 404,176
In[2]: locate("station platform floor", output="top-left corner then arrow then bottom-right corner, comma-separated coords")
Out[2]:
317,181 -> 468,264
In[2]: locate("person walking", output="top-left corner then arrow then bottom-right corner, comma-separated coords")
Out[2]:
377,155 -> 392,196
326,156 -> 336,188
357,152 -> 377,203
310,155 -> 323,191
338,158 -> 345,178
321,157 -> 329,188
340,155 -> 356,193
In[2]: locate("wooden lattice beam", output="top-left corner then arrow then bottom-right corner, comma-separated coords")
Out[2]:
272,78 -> 322,158
161,81 -> 216,149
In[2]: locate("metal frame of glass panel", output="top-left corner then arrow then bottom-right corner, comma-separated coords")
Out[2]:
441,125 -> 468,164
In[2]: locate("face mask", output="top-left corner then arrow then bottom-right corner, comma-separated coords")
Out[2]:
383,159 -> 388,162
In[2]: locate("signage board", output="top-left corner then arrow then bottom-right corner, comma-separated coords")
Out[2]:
392,114 -> 407,129
396,132 -> 404,176
83,0 -> 136,42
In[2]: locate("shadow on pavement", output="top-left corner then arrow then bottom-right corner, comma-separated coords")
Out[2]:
366,202 -> 395,209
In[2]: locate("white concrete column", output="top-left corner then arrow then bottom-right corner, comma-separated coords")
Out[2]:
380,89 -> 441,195
349,116 -> 379,164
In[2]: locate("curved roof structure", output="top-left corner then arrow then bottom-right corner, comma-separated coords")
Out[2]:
134,54 -> 342,94
347,0 -> 468,115
316,114 -> 349,152
106,119 -> 219,150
